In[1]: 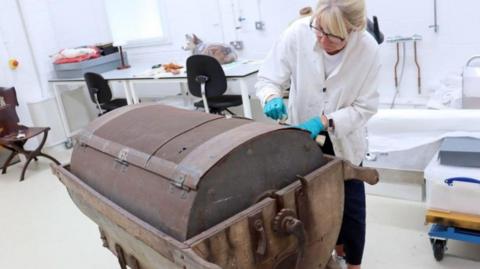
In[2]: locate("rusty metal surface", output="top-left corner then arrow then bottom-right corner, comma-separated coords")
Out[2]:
186,158 -> 346,269
170,122 -> 287,190
51,164 -> 221,269
153,117 -> 250,164
185,127 -> 325,239
70,104 -> 325,241
91,104 -> 223,156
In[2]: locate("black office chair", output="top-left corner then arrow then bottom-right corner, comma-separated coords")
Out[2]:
186,55 -> 243,115
367,16 -> 384,44
84,72 -> 128,116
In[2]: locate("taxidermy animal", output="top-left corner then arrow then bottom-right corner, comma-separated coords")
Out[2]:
182,34 -> 237,65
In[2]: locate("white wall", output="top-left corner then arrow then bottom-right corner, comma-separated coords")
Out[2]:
3,0 -> 480,124
122,0 -> 316,64
0,0 -> 112,126
0,0 -> 45,126
368,0 -> 480,103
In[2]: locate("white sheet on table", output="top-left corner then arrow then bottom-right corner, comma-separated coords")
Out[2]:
367,109 -> 480,152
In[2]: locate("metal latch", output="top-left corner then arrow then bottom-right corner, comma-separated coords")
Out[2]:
169,174 -> 191,197
248,213 -> 268,263
172,174 -> 186,189
114,149 -> 129,172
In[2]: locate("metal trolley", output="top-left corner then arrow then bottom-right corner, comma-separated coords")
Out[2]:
426,208 -> 480,261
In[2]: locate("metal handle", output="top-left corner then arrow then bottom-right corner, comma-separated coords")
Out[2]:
254,219 -> 267,256
273,208 -> 306,269
466,56 -> 480,67
444,177 -> 480,186
249,213 -> 268,263
285,218 -> 306,258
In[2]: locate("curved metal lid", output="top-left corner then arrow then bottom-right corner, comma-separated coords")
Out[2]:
75,104 -> 292,190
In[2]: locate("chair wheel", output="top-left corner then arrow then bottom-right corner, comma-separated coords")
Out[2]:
64,139 -> 74,149
432,239 -> 446,261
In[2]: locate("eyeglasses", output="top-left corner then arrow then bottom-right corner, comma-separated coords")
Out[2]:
309,19 -> 345,44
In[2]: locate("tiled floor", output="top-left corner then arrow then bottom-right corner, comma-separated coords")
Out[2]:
0,147 -> 479,269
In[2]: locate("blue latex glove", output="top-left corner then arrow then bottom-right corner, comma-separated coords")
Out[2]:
263,97 -> 287,120
296,116 -> 325,139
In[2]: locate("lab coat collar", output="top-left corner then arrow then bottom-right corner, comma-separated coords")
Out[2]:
312,30 -> 360,80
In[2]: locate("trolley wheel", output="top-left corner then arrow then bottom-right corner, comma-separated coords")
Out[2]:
432,239 -> 447,261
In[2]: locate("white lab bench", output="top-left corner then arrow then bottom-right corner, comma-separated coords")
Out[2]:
48,60 -> 261,140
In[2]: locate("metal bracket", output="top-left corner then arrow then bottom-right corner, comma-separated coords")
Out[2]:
254,189 -> 284,211
114,148 -> 130,173
295,175 -> 311,230
248,212 -> 268,263
169,174 -> 191,197
172,174 -> 186,188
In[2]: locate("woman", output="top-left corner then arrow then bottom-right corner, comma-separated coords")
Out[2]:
255,0 -> 380,268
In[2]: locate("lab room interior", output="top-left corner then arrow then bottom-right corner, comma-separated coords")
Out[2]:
1,0 -> 480,268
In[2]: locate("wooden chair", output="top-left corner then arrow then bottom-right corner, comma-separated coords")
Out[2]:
0,87 -> 60,181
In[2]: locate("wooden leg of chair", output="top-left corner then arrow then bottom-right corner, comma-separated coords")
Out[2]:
37,153 -> 60,165
18,129 -> 48,181
2,150 -> 17,174
19,155 -> 35,182
36,129 -> 60,165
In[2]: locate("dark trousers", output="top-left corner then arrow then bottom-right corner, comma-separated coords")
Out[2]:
321,131 -> 366,266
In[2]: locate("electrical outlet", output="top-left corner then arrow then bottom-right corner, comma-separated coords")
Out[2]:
230,41 -> 244,50
255,21 -> 265,30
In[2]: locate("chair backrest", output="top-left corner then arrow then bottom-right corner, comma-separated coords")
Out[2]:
0,87 -> 20,124
84,72 -> 113,104
367,16 -> 384,44
0,105 -> 19,136
186,55 -> 227,98
0,87 -> 21,135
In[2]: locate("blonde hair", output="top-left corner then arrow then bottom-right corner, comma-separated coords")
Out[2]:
314,0 -> 366,39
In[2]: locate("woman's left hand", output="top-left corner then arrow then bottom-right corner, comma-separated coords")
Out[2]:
295,116 -> 325,139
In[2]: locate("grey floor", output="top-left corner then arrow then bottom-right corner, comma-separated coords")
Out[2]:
0,147 -> 479,269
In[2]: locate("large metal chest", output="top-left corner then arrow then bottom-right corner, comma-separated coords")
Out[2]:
70,104 -> 325,241
53,104 -> 378,269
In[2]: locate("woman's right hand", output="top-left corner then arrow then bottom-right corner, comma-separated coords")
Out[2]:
263,97 -> 287,120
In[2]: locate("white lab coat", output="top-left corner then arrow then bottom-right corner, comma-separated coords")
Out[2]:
256,17 -> 380,165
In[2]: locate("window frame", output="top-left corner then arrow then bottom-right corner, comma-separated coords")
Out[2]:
104,0 -> 171,48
